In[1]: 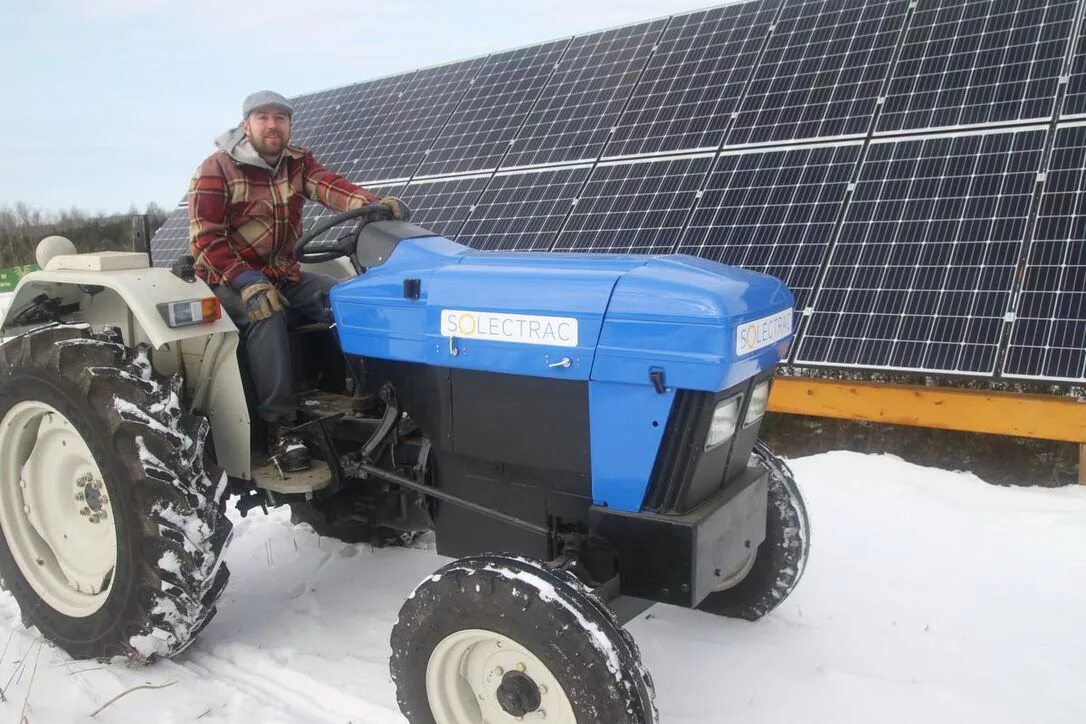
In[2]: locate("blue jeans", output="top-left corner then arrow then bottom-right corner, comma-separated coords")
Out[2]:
214,272 -> 337,423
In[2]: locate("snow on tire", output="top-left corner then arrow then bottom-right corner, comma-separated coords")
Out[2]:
391,554 -> 657,724
0,324 -> 231,661
696,440 -> 810,621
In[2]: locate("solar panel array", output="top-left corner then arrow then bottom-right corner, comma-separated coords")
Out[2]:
153,0 -> 1086,385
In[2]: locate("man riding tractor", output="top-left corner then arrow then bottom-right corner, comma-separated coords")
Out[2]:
188,90 -> 409,471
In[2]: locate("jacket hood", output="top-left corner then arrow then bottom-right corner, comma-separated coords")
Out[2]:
214,126 -> 304,171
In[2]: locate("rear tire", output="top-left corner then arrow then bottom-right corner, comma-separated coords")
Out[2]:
696,440 -> 810,621
0,324 -> 232,661
391,554 -> 657,723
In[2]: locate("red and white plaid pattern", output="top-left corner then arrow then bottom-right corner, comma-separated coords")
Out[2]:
188,144 -> 379,286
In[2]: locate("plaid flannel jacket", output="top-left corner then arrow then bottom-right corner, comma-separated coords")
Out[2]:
187,144 -> 379,287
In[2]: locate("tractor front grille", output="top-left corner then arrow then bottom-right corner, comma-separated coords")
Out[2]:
642,373 -> 770,515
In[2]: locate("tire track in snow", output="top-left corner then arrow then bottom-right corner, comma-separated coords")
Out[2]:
177,643 -> 403,723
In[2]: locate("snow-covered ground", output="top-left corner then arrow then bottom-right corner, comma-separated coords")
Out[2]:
2,451 -> 1084,723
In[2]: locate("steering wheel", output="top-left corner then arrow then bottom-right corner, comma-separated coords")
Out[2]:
292,203 -> 393,263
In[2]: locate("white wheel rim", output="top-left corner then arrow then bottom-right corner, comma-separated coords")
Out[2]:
715,548 -> 757,591
426,628 -> 576,724
0,401 -> 117,617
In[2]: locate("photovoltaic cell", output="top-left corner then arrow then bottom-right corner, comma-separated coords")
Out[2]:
554,156 -> 711,253
876,0 -> 1076,133
293,74 -> 418,178
1004,125 -> 1086,381
795,129 -> 1047,375
353,57 -> 488,182
457,167 -> 591,251
1060,12 -> 1086,117
501,20 -> 666,169
727,0 -> 909,146
149,207 -> 190,268
399,175 -> 494,240
606,1 -> 778,159
676,142 -> 862,311
417,40 -> 570,177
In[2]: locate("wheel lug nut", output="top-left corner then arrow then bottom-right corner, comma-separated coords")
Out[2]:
516,662 -> 526,672
537,711 -> 547,719
18,479 -> 26,489
23,505 -> 30,514
538,685 -> 547,695
494,666 -> 504,676
80,507 -> 90,516
75,492 -> 85,501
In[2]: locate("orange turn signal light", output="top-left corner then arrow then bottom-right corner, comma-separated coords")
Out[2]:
157,297 -> 223,328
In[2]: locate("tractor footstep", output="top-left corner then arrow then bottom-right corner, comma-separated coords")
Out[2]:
252,459 -> 332,494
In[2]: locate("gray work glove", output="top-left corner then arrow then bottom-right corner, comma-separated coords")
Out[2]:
379,196 -> 412,222
240,280 -> 286,322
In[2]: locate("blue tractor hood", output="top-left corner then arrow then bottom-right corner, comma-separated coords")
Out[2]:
331,233 -> 795,393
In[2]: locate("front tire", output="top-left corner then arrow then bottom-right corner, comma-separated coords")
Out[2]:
391,554 -> 657,723
0,324 -> 232,661
696,440 -> 810,621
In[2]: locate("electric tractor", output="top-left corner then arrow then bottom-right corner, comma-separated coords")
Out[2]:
0,205 -> 809,723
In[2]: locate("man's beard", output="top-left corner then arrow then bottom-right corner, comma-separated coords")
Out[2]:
251,132 -> 286,157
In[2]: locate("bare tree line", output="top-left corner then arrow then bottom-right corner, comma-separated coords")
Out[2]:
0,202 -> 171,268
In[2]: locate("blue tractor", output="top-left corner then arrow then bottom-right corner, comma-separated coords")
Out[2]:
305,206 -> 810,722
0,205 -> 809,723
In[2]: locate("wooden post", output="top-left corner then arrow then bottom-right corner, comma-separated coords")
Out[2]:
1080,444 -> 1085,485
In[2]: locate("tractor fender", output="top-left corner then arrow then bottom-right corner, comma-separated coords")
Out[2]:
1,260 -> 236,348
1,258 -> 252,480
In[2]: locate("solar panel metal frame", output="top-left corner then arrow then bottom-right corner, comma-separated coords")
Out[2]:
456,164 -> 594,251
874,0 -> 1077,135
349,56 -> 490,184
553,153 -> 714,254
1002,120 -> 1086,382
725,0 -> 912,147
500,18 -> 669,170
415,38 -> 572,178
602,0 -> 780,160
793,125 -> 1050,377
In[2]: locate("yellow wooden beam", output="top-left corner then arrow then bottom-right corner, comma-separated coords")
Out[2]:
767,377 -> 1086,444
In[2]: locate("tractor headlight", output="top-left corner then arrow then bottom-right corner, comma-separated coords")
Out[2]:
744,380 -> 770,427
705,397 -> 740,450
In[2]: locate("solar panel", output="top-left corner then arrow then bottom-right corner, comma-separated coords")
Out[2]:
554,155 -> 712,253
727,0 -> 909,146
148,207 -> 189,269
500,20 -> 667,169
295,74 -> 419,177
876,0 -> 1076,134
605,1 -> 778,159
676,141 -> 862,311
416,40 -> 571,177
1003,124 -> 1086,382
1060,11 -> 1086,118
399,174 -> 494,239
794,128 -> 1047,375
456,166 -> 592,251
145,2 -> 1086,385
352,57 -> 489,182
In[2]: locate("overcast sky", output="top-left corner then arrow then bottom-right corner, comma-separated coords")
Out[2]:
0,0 -> 727,214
